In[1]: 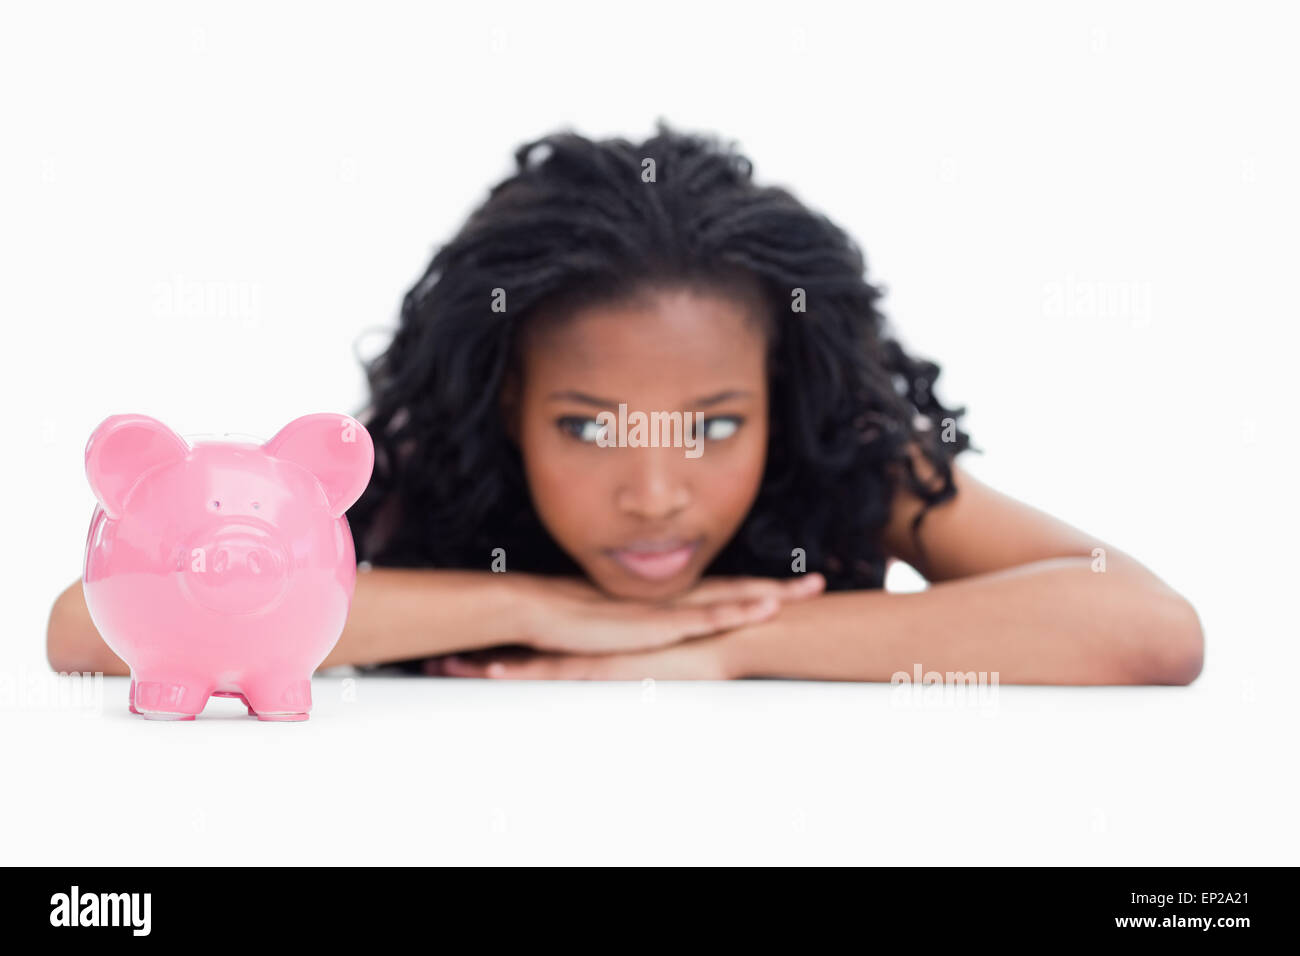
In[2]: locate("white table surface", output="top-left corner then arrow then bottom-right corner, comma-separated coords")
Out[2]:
4,670 -> 1294,865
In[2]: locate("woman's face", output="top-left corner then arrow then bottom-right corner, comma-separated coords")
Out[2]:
508,286 -> 770,600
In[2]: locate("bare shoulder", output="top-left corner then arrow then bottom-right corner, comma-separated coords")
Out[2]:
880,444 -> 1109,583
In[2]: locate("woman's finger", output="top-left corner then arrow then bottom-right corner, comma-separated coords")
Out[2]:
661,594 -> 781,641
483,654 -> 594,680
670,576 -> 784,606
671,573 -> 825,607
781,572 -> 826,599
525,574 -> 827,656
440,654 -> 501,678
444,651 -> 586,680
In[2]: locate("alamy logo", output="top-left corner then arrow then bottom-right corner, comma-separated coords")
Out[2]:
593,404 -> 707,459
49,885 -> 151,936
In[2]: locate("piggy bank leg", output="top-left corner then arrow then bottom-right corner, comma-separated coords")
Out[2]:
242,676 -> 312,722
131,674 -> 214,720
128,679 -> 140,715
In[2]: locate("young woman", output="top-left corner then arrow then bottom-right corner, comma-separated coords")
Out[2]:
47,123 -> 1203,684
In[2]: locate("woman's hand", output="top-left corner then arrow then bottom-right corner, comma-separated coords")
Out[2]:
509,571 -> 825,655
430,632 -> 738,681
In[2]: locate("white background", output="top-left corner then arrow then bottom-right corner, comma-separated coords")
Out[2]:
1,1 -> 1295,864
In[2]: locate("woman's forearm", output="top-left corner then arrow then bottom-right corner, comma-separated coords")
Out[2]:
47,580 -> 130,676
724,556 -> 1204,685
318,567 -> 531,669
46,568 -> 533,675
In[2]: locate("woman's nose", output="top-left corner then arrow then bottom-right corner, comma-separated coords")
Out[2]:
614,450 -> 692,520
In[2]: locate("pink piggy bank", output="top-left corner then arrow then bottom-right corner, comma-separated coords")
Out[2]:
82,413 -> 374,721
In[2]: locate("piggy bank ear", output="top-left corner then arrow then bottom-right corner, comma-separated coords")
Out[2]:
85,414 -> 190,519
263,413 -> 374,518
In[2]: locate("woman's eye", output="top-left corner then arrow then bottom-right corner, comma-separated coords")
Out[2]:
556,416 -> 607,443
558,414 -> 741,444
698,416 -> 742,441
705,416 -> 741,441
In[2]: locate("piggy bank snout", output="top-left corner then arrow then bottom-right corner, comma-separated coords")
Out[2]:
182,524 -> 291,615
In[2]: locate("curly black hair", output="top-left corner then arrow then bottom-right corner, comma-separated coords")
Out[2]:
347,120 -> 978,592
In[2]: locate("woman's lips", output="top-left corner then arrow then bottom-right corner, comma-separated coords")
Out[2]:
606,539 -> 700,581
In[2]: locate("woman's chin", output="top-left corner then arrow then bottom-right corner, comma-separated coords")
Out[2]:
587,567 -> 701,602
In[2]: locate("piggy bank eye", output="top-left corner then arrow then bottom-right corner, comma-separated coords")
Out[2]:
210,499 -> 221,510
252,501 -> 260,510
